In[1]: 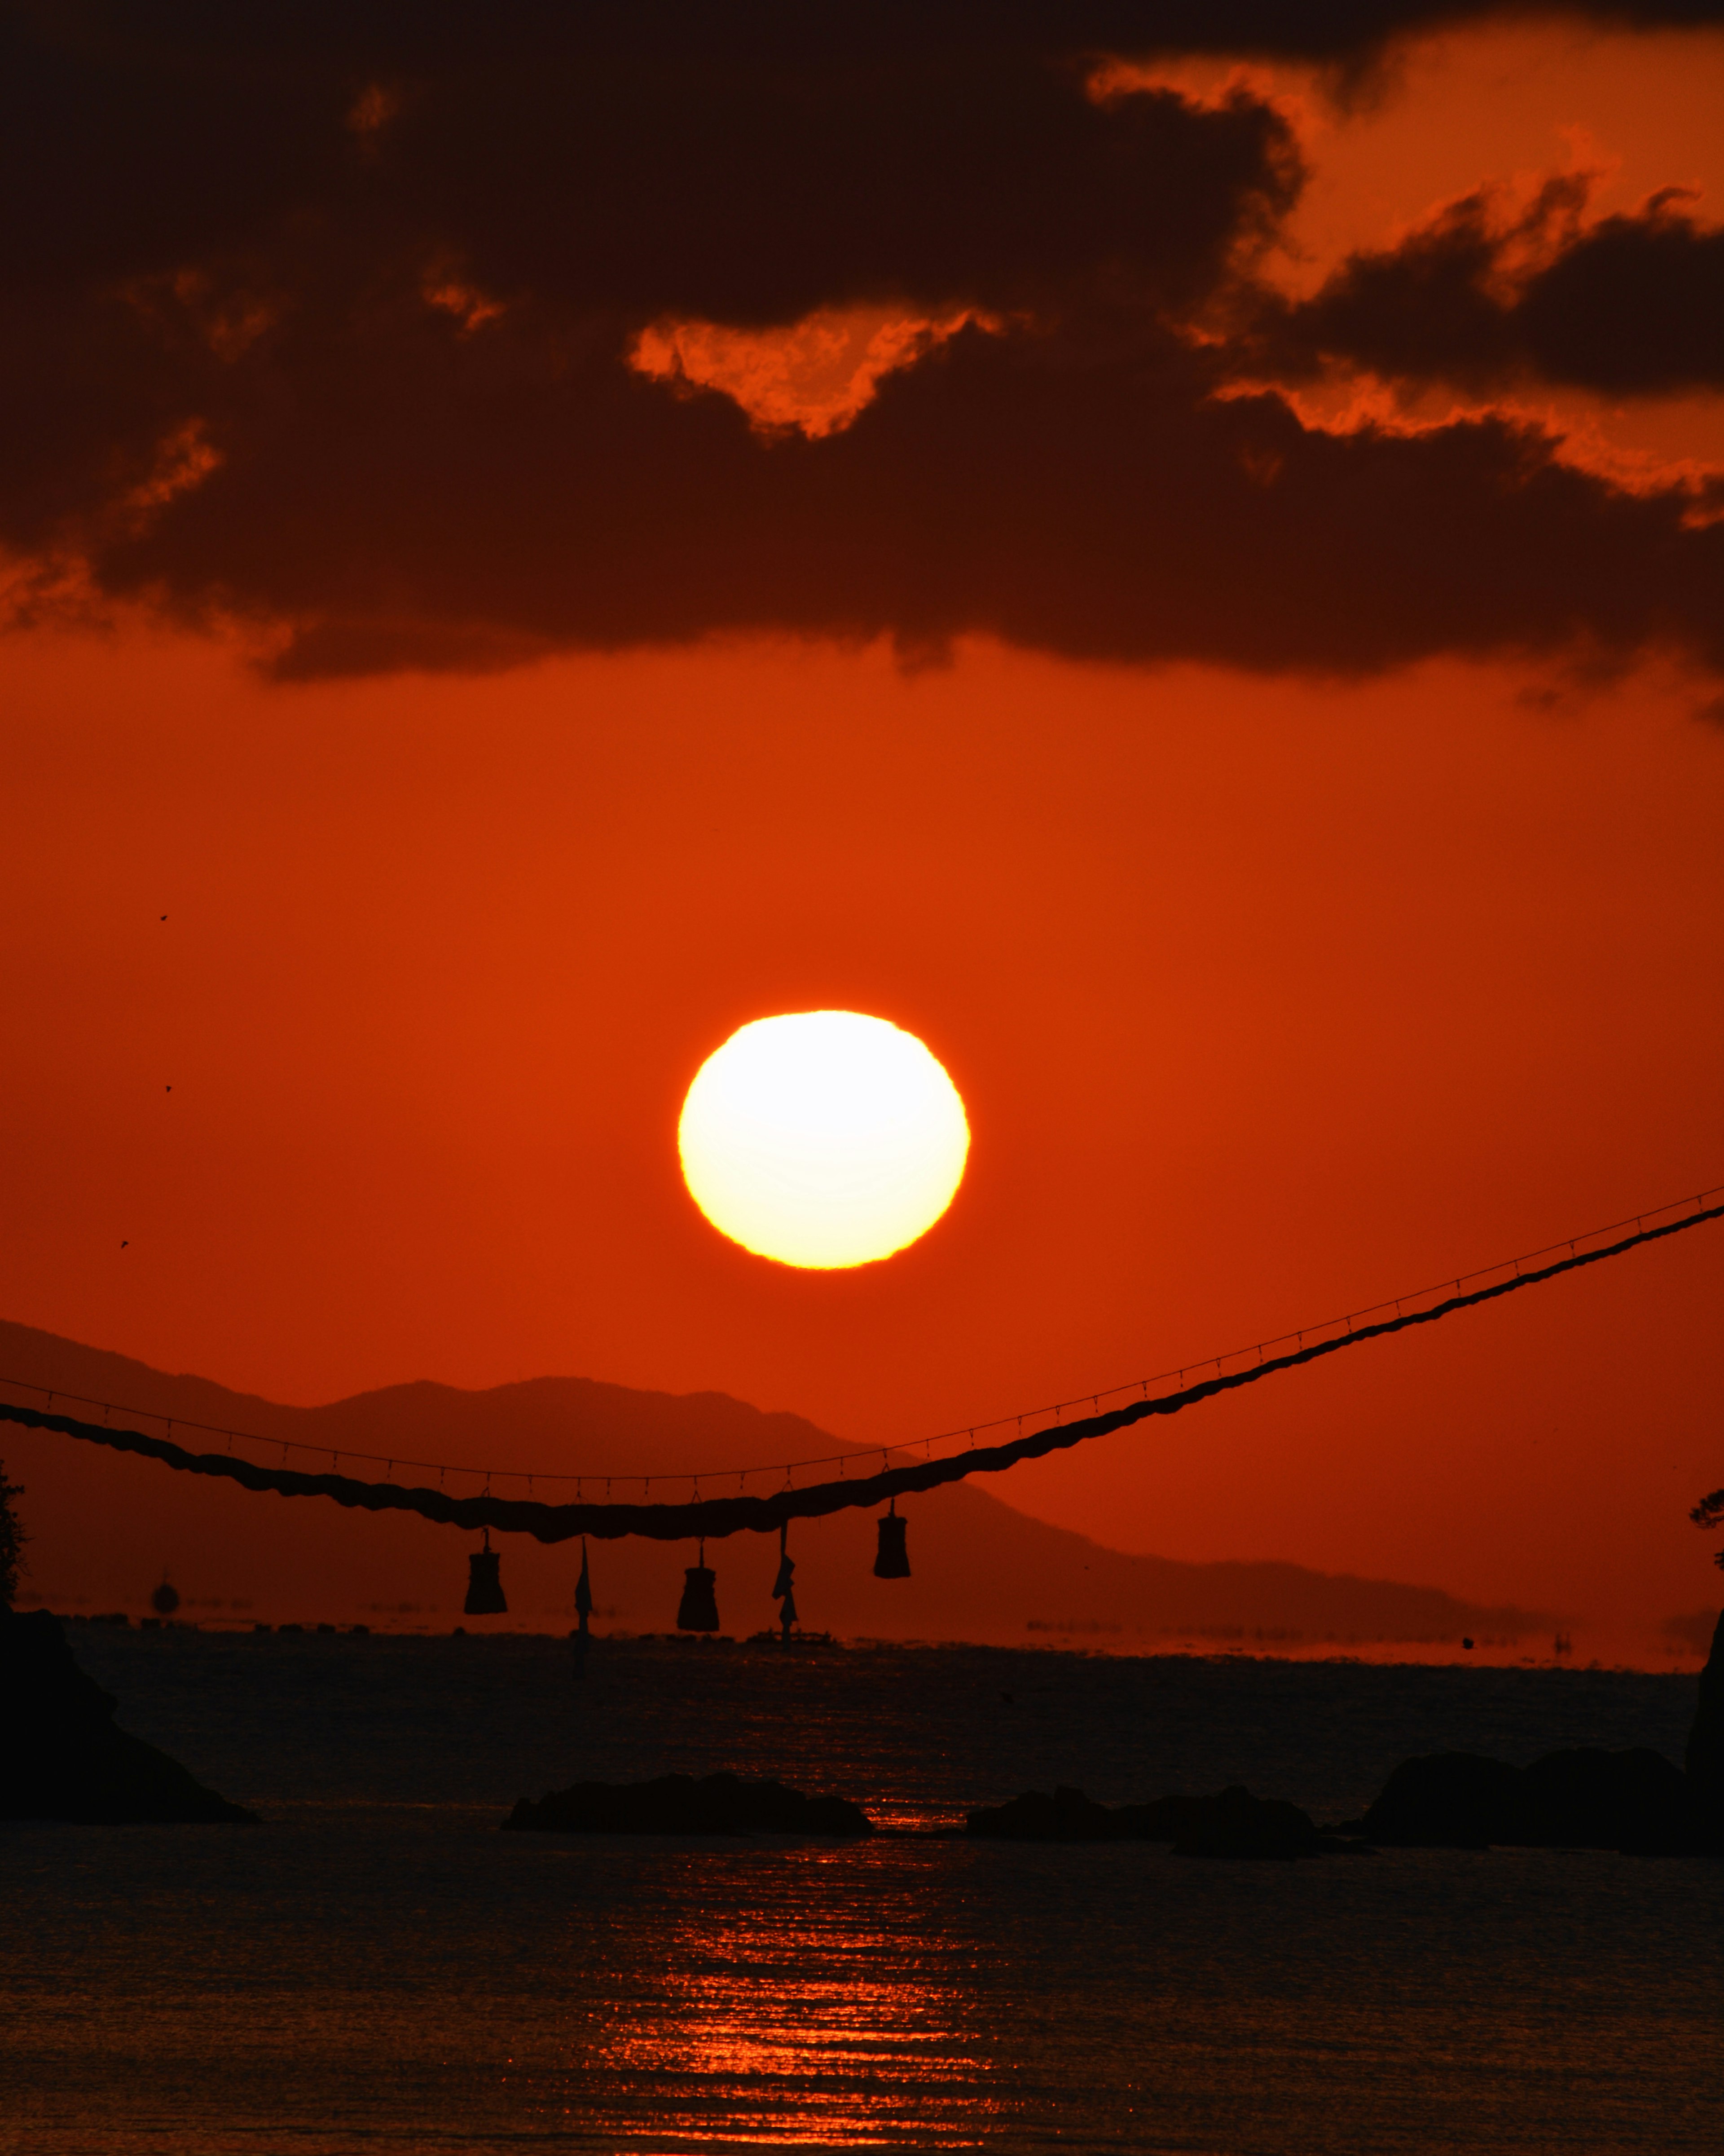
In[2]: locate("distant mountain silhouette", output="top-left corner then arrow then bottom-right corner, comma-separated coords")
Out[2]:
0,1320 -> 1549,1649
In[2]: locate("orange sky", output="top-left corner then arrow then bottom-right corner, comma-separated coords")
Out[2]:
5,627 -> 1720,1637
2,18 -> 1721,1648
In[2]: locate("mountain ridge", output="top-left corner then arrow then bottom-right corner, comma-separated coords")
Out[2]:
0,1319 -> 1552,1648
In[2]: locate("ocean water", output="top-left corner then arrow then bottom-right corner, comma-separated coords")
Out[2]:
3,1629 -> 1719,2153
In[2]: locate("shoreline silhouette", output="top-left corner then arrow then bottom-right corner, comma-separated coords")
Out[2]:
1,1606 -> 255,1825
9,1605 -> 1716,1856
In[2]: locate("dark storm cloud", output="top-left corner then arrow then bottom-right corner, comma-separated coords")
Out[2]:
1252,179 -> 1724,397
3,1 -> 1721,680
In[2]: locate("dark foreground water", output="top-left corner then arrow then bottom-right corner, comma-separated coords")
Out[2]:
4,1630 -> 1720,2153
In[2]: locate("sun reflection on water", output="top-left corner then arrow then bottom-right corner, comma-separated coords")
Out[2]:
584,1851 -> 1005,2147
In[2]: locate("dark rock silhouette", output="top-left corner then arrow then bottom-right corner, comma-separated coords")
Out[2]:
1356,1752 -> 1522,1849
1360,1745 -> 1717,1854
501,1770 -> 872,1838
1,1609 -> 256,1824
965,1783 -> 1333,1859
1166,1786 -> 1330,1861
967,1730 -> 1724,1858
1685,1608 -> 1724,1822
1526,1749 -> 1698,1855
965,1785 -> 1127,1841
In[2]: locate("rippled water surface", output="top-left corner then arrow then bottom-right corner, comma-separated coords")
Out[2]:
4,1630 -> 1719,2152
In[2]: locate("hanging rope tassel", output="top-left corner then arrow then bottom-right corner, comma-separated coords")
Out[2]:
676,1537 -> 720,1632
778,1579 -> 799,1637
464,1526 -> 508,1615
873,1499 -> 910,1578
572,1537 -> 593,1675
771,1518 -> 795,1601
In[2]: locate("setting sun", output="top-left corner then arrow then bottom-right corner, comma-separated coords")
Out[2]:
678,1012 -> 970,1268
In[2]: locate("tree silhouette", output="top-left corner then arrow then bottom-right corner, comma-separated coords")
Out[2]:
1692,1487 -> 1724,1572
0,1459 -> 26,1608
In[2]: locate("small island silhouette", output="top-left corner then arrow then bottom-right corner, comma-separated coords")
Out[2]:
1,1607 -> 256,1824
1,1458 -> 254,1823
959,1612 -> 1724,1858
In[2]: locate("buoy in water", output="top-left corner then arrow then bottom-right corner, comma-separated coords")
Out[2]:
873,1501 -> 910,1579
464,1529 -> 508,1615
677,1541 -> 720,1632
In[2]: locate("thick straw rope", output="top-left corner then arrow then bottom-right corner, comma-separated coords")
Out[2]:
4,1204 -> 1716,1543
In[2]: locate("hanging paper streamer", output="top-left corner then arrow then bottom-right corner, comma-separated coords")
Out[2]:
771,1520 -> 798,1636
464,1528 -> 508,1614
573,1538 -> 593,1675
771,1521 -> 795,1601
874,1501 -> 910,1578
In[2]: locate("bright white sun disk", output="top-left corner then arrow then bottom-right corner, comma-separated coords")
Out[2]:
678,1011 -> 969,1268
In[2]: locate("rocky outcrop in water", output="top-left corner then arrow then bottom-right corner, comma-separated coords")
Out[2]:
1323,1628 -> 1724,1853
964,1785 -> 1146,1842
0,1609 -> 256,1824
966,1694 -> 1724,1860
501,1770 -> 873,1837
1167,1785 -> 1337,1860
964,1783 -> 1340,1858
1356,1745 -> 1718,1854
